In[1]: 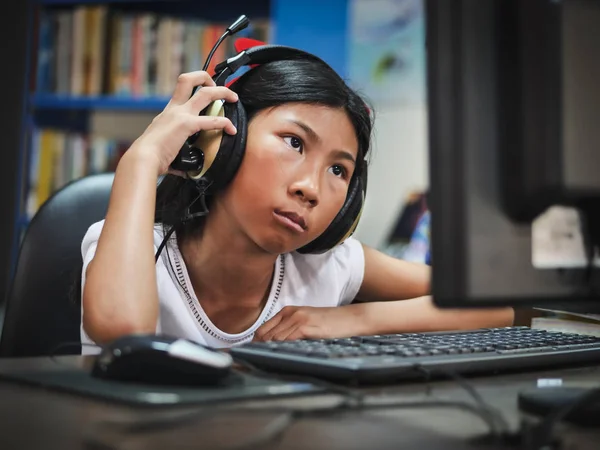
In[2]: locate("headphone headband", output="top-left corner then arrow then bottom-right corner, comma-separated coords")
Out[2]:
213,45 -> 329,86
244,44 -> 329,64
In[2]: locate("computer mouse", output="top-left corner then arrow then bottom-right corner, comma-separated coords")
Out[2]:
91,334 -> 234,386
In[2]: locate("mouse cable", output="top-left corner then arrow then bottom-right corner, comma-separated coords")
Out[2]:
225,399 -> 504,450
412,365 -> 511,438
233,359 -> 508,441
82,395 -> 499,450
233,358 -> 366,405
236,358 -> 508,438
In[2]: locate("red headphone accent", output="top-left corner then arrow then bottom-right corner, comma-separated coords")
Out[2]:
225,38 -> 267,87
234,37 -> 266,53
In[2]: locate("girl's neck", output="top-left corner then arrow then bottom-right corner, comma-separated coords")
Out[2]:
178,205 -> 279,312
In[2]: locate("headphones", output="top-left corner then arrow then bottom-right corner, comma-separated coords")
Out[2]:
170,42 -> 368,255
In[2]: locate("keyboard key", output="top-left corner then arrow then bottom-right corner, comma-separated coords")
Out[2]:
497,346 -> 557,354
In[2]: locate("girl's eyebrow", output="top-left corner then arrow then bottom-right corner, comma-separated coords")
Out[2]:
330,150 -> 356,166
287,119 -> 322,144
287,119 -> 356,165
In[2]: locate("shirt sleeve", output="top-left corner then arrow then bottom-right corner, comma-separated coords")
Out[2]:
81,220 -> 104,282
80,220 -> 104,354
335,237 -> 366,306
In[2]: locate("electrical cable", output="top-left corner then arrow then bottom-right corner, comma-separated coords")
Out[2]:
233,359 -> 365,405
413,365 -> 511,437
154,178 -> 212,262
82,395 -> 500,450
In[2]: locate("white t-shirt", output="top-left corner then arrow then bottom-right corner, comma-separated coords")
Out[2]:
80,220 -> 365,352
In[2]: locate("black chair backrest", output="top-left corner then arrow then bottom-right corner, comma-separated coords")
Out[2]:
0,173 -> 114,357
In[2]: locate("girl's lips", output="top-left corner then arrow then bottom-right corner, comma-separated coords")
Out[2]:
273,210 -> 307,233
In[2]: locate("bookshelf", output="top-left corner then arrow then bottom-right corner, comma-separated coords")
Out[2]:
32,93 -> 170,110
11,0 -> 350,272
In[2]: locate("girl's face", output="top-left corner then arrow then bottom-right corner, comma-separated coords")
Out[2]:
216,103 -> 359,254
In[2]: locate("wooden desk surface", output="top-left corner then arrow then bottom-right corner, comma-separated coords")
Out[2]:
0,356 -> 598,450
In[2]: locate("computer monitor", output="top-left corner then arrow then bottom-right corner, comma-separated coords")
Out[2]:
425,0 -> 600,310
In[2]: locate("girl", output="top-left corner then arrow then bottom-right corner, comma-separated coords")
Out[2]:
81,50 -> 513,349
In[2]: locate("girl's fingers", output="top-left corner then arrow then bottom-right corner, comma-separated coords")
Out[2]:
189,115 -> 237,136
169,71 -> 216,106
187,86 -> 239,114
254,314 -> 284,341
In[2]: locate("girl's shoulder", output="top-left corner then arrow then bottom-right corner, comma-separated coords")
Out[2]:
81,219 -> 168,256
289,236 -> 364,267
283,236 -> 366,306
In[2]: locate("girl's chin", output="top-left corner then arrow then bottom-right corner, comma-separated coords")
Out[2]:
251,233 -> 306,255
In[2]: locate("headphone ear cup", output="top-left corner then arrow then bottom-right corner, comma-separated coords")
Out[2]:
199,100 -> 248,193
297,175 -> 365,254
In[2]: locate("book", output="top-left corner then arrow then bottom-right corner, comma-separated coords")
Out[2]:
33,6 -> 272,98
25,127 -> 132,219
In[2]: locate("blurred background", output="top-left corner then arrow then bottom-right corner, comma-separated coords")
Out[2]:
0,0 -> 433,330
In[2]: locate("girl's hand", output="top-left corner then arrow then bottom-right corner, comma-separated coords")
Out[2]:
128,71 -> 239,176
253,306 -> 367,342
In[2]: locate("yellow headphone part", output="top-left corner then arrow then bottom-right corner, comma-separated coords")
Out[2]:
336,191 -> 365,246
187,100 -> 226,181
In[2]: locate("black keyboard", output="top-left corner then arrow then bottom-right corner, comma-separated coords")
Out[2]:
230,327 -> 600,383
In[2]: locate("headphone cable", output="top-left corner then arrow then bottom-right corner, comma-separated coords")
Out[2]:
154,179 -> 212,262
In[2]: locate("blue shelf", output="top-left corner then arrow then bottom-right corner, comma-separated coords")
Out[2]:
32,94 -> 170,111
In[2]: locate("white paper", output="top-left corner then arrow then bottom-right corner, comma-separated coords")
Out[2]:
532,206 -> 600,269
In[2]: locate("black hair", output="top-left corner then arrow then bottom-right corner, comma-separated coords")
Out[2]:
155,56 -> 374,242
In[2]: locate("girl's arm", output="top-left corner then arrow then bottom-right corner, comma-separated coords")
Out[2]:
356,244 -> 431,301
254,298 -> 514,342
355,297 -> 514,334
82,151 -> 162,343
355,244 -> 514,328
82,72 -> 238,344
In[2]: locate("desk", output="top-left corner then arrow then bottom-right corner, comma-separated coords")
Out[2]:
0,357 -> 598,450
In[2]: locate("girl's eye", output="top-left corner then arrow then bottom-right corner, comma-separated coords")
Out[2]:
283,136 -> 303,152
329,164 -> 347,178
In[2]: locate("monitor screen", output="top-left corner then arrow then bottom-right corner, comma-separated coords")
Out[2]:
425,0 -> 600,310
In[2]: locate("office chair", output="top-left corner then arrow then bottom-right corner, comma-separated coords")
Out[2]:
0,173 -> 114,357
